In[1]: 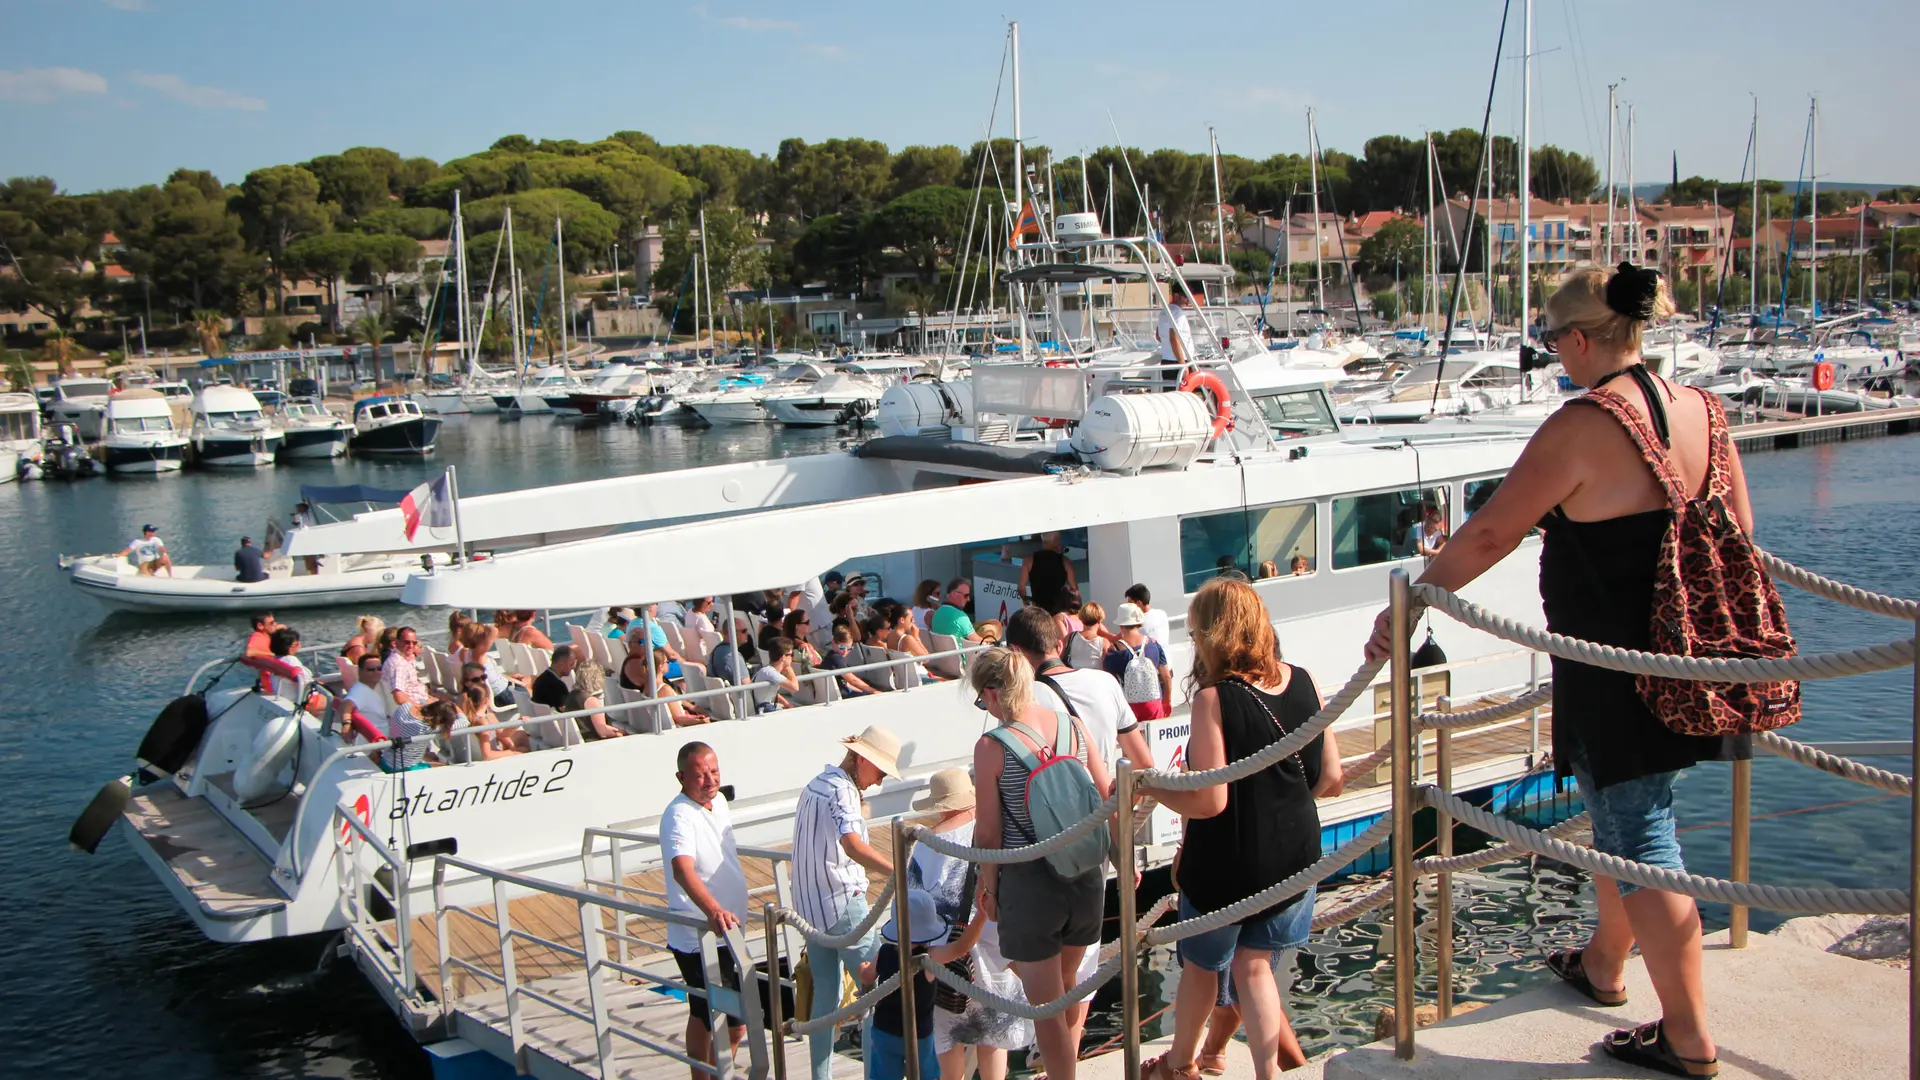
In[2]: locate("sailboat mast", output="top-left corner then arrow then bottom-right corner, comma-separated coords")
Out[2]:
453,191 -> 471,375
1010,20 -> 1027,359
505,208 -> 525,378
690,251 -> 701,360
1605,83 -> 1618,265
1750,97 -> 1760,322
1485,136 -> 1495,326
1518,0 -> 1533,335
1307,109 -> 1324,311
1809,97 -> 1819,314
1209,126 -> 1227,277
556,216 -> 568,365
1625,105 -> 1637,265
1425,131 -> 1436,337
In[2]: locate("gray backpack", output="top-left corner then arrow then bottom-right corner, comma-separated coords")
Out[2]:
987,716 -> 1108,879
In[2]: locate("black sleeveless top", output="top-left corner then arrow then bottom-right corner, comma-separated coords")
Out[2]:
1027,547 -> 1070,612
1176,670 -> 1323,922
1539,365 -> 1748,791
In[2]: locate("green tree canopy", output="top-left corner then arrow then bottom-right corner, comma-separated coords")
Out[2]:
465,188 -> 620,269
237,164 -> 335,306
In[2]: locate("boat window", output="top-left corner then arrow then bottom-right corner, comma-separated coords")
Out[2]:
1332,487 -> 1447,570
1180,500 -> 1317,591
1,412 -> 34,439
367,405 -> 388,419
1254,389 -> 1338,440
1463,476 -> 1503,519
1460,367 -> 1519,390
113,415 -> 174,434
1396,361 -> 1477,387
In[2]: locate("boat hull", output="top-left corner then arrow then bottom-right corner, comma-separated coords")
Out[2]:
462,393 -> 500,414
691,399 -> 769,425
279,427 -> 351,460
349,416 -> 441,456
512,393 -> 552,414
193,433 -> 284,468
102,439 -> 186,473
764,396 -> 878,427
69,557 -> 422,612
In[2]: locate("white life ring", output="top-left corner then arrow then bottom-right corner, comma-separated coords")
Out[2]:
234,710 -> 301,801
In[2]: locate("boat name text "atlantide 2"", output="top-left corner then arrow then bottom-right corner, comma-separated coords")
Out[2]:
387,759 -> 573,819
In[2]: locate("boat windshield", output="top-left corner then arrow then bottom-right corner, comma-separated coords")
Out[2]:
113,416 -> 175,434
1397,360 -> 1479,386
1255,389 -> 1338,440
59,380 -> 113,399
209,410 -> 264,423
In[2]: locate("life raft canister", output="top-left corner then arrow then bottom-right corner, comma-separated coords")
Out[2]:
1179,370 -> 1235,442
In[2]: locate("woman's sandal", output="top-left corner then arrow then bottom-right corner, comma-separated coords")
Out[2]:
1138,1053 -> 1202,1080
1197,1053 -> 1229,1075
1600,1020 -> 1718,1078
1546,948 -> 1628,1007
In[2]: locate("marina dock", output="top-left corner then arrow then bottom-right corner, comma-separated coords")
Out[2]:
1730,404 -> 1920,452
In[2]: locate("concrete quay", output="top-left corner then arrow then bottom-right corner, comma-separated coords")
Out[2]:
1320,929 -> 1904,1079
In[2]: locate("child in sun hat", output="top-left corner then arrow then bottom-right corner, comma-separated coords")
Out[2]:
859,888 -> 985,1080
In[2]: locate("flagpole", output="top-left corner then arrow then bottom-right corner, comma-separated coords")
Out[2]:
446,465 -> 467,566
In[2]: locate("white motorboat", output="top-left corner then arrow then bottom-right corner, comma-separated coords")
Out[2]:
348,396 -> 440,456
1,392 -> 42,482
761,368 -> 888,427
98,388 -> 188,472
276,399 -> 353,459
677,368 -> 775,424
44,375 -> 114,438
498,366 -> 573,413
65,549 -> 449,612
189,385 -> 284,467
1336,353 -> 1562,424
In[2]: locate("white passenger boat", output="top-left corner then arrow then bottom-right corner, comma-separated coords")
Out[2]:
276,399 -> 353,459
1,392 -> 42,482
189,385 -> 284,467
99,388 -> 188,472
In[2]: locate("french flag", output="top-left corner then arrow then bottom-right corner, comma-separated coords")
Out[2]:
400,471 -> 454,541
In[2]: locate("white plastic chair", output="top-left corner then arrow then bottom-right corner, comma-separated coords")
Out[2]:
689,669 -> 739,721
495,644 -> 523,678
925,633 -> 964,680
857,645 -> 899,692
794,671 -> 842,706
887,649 -> 925,689
605,633 -> 629,668
588,632 -> 615,671
568,623 -> 593,657
525,702 -> 570,750
660,620 -> 688,656
529,646 -> 552,673
336,656 -> 357,688
697,628 -> 722,665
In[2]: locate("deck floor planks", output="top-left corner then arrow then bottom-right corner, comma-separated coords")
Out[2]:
123,786 -> 285,916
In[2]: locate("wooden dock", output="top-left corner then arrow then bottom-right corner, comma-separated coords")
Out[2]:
1730,404 -> 1920,453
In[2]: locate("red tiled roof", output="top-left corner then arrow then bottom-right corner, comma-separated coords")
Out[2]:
104,265 -> 135,280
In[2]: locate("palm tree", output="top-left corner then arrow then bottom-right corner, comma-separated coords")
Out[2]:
192,310 -> 226,357
42,330 -> 80,375
349,312 -> 390,385
5,348 -> 35,391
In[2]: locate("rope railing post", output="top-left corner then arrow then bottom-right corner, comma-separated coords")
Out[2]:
1909,615 -> 1919,1080
892,818 -> 920,1080
1527,651 -> 1542,762
1116,759 -> 1143,1080
1730,759 -> 1752,948
1434,697 -> 1455,1021
764,903 -> 788,1080
1388,568 -> 1417,1060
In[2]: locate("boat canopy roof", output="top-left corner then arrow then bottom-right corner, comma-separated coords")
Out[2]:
1004,262 -> 1147,285
300,483 -> 411,506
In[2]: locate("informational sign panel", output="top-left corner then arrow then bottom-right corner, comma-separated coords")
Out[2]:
1145,716 -> 1189,847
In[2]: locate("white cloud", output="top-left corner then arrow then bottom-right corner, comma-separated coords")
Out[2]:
801,42 -> 845,57
128,71 -> 265,111
0,66 -> 109,102
719,15 -> 801,33
100,0 -> 150,10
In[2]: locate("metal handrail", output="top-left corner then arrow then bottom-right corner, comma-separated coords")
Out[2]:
331,802 -> 415,1004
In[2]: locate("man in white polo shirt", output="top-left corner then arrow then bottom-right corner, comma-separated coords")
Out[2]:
663,741 -> 750,1080
792,724 -> 900,1080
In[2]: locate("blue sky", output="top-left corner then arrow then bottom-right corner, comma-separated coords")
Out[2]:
5,0 -> 1915,195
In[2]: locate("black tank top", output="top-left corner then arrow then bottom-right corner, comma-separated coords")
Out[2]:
1027,547 -> 1069,612
1177,670 -> 1323,921
1539,365 -> 1747,790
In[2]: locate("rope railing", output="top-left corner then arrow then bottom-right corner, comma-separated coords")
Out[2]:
905,794 -> 1120,864
1420,686 -> 1554,731
1142,817 -> 1398,945
786,970 -> 902,1036
1424,786 -> 1910,915
772,879 -> 897,950
1414,583 -> 1916,682
1759,549 -> 1920,620
1756,731 -> 1915,796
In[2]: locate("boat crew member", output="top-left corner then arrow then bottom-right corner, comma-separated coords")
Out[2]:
1157,275 -> 1198,389
233,536 -> 269,583
1019,532 -> 1077,613
793,725 -> 902,1080
662,742 -> 750,1080
289,503 -> 319,574
118,524 -> 173,577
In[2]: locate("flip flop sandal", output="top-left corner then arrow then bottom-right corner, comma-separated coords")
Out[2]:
1546,948 -> 1628,1007
1197,1053 -> 1229,1075
1601,1020 -> 1719,1078
1138,1052 -> 1202,1080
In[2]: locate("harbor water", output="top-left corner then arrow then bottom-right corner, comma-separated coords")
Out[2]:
0,418 -> 1911,1077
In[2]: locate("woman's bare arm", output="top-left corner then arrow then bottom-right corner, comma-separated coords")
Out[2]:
1154,688 -> 1228,819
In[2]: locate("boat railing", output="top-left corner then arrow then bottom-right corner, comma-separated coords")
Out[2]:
724,552 -> 1914,1080
577,826 -> 800,971
424,851 -> 770,1080
332,800 -> 418,1011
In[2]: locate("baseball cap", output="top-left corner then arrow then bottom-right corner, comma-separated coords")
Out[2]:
142,524 -> 158,533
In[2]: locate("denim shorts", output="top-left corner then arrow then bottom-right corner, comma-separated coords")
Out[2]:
1567,758 -> 1685,898
1176,889 -> 1314,974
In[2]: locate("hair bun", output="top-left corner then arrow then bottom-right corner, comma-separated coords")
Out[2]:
1605,262 -> 1661,321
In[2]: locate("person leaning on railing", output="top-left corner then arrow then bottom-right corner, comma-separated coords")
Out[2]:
1366,262 -> 1737,1080
1148,578 -> 1342,1080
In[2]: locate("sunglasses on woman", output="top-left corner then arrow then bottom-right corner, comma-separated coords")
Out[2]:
1538,325 -> 1578,354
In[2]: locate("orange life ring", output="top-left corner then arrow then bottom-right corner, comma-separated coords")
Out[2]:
1811,362 -> 1835,391
1179,371 -> 1234,441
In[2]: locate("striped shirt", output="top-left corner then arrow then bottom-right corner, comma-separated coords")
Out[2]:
791,765 -> 869,932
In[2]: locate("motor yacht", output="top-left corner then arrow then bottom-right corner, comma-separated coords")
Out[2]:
1,392 -> 43,482
1336,353 -> 1562,424
348,396 -> 441,456
189,385 -> 284,468
44,375 -> 114,438
276,399 -> 353,460
98,388 -> 188,472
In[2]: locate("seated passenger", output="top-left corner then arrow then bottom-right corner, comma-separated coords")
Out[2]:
345,655 -> 391,731
564,660 -> 626,740
820,624 -> 879,697
1290,554 -> 1311,576
453,682 -> 524,760
1409,503 -> 1448,557
445,611 -> 474,662
682,597 -> 717,637
533,645 -> 577,711
642,603 -> 704,677
878,605 -> 931,660
505,609 -> 555,651
707,616 -> 756,685
910,579 -> 942,631
606,606 -> 634,639
647,647 -> 711,727
266,626 -> 323,713
342,615 -> 385,664
750,639 -> 801,711
781,609 -> 823,671
464,623 -> 532,705
233,536 -> 269,583
929,578 -> 980,642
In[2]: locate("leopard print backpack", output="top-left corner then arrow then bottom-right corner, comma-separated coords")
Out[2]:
1577,383 -> 1802,736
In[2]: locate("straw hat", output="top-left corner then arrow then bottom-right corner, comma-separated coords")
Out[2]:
882,888 -> 950,946
842,724 -> 903,780
1113,602 -> 1147,628
911,768 -> 975,814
